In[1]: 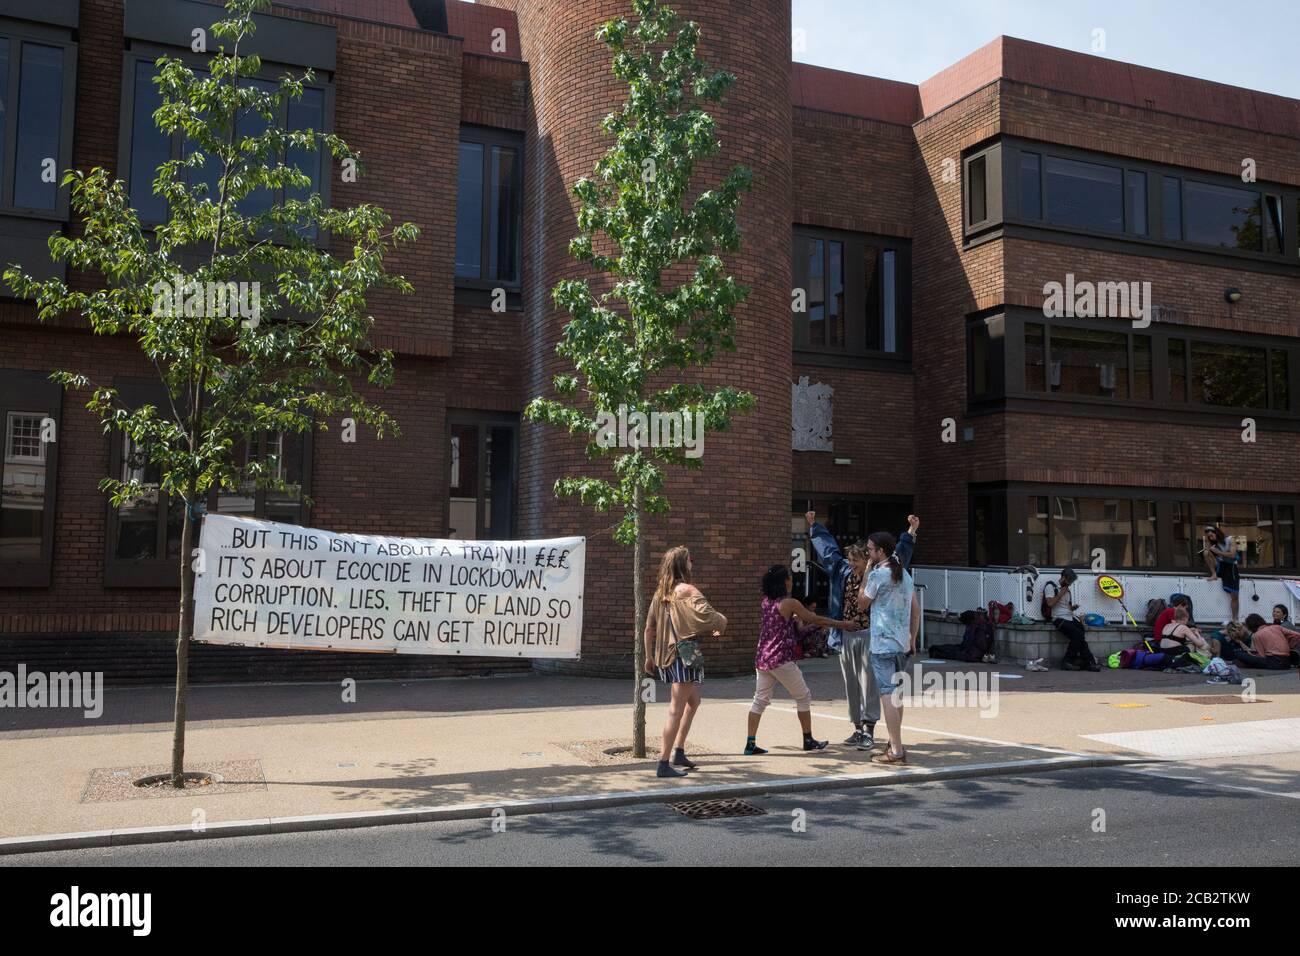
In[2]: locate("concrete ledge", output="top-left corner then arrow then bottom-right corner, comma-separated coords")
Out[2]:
0,753 -> 1152,856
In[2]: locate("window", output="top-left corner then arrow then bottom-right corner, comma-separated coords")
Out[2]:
0,29 -> 74,214
968,155 -> 987,227
981,489 -> 1300,571
455,126 -> 522,286
208,432 -> 310,525
970,322 -> 991,398
1124,170 -> 1147,236
1183,180 -> 1263,250
448,414 -> 517,540
1,372 -> 60,586
1263,194 -> 1284,255
792,228 -> 910,363
1003,311 -> 1296,417
1161,176 -> 1182,240
122,54 -> 330,234
1189,341 -> 1268,409
1018,151 -> 1042,220
1044,156 -> 1123,233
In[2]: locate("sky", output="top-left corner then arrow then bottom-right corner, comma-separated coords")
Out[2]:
790,0 -> 1300,99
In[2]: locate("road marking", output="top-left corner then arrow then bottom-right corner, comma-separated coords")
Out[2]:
734,702 -> 1086,757
1082,716 -> 1300,758
1115,764 -> 1300,802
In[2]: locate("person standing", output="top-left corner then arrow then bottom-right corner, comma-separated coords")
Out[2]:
806,511 -> 918,750
744,565 -> 844,755
857,532 -> 918,765
643,546 -> 726,778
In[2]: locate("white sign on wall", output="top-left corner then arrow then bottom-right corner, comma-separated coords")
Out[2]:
193,514 -> 584,659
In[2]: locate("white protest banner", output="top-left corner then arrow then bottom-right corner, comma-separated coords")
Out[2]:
193,514 -> 583,659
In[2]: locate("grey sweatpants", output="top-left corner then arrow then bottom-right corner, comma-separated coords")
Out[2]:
840,630 -> 880,726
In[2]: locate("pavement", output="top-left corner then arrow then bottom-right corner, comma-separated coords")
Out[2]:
1,655 -> 1297,854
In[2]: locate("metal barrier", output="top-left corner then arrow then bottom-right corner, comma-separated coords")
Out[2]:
913,566 -> 1300,625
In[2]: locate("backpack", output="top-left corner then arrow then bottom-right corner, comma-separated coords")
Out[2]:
987,600 -> 1013,625
1040,581 -> 1058,620
1144,598 -> 1167,626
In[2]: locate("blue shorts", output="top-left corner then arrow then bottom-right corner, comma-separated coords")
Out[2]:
869,652 -> 907,700
1216,559 -> 1240,594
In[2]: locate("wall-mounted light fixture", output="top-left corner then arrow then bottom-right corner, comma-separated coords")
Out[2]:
1224,287 -> 1243,304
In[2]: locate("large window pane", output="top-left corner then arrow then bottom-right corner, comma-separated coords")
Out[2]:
1024,322 -> 1046,391
115,435 -> 161,560
1,411 -> 46,561
236,77 -> 279,219
0,40 -> 9,197
1125,170 -> 1147,236
1133,335 -> 1152,399
14,43 -> 64,210
970,322 -> 991,397
1052,497 -> 1132,567
1271,350 -> 1290,411
1171,501 -> 1195,569
1263,195 -> 1283,254
1135,500 -> 1158,567
1019,151 -> 1041,219
286,87 -> 325,237
1168,339 -> 1187,402
1025,495 -> 1048,567
488,145 -> 520,282
1277,505 -> 1296,569
1184,180 -> 1262,250
128,61 -> 170,222
1161,176 -> 1182,240
881,249 -> 897,353
264,432 -> 306,525
454,142 -> 483,278
1045,156 -> 1123,233
826,240 -> 843,347
1196,502 -> 1268,568
968,155 -> 987,225
1190,341 -> 1267,408
1050,327 -> 1129,398
805,237 -> 825,346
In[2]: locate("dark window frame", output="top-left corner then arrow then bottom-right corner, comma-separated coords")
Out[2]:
971,483 -> 1300,572
963,142 -> 1002,237
0,368 -> 60,587
791,225 -> 912,369
454,124 -> 524,302
203,430 -> 314,527
983,137 -> 1300,267
117,43 -> 336,245
974,308 -> 1300,423
447,410 -> 519,540
104,379 -> 314,588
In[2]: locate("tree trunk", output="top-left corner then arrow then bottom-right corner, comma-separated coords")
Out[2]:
632,484 -> 647,758
171,485 -> 199,788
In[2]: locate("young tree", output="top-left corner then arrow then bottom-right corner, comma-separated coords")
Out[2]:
4,0 -> 418,786
525,0 -> 754,758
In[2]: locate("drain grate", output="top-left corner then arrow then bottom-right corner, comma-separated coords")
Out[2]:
1168,695 -> 1271,705
669,798 -> 767,820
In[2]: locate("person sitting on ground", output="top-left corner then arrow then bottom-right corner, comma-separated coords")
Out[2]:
1151,594 -> 1192,650
1203,525 -> 1240,623
1271,604 -> 1293,627
1159,607 -> 1209,654
744,565 -> 845,755
1234,613 -> 1300,670
1043,567 -> 1100,671
1215,620 -> 1250,661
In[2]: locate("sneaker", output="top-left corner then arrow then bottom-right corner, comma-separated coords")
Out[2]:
855,731 -> 875,751
981,653 -> 997,664
843,730 -> 865,746
671,749 -> 698,770
656,760 -> 686,778
803,738 -> 829,751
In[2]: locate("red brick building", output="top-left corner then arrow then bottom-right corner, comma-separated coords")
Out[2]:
1,0 -> 1297,681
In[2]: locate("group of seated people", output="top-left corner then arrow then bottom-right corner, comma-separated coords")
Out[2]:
1152,597 -> 1300,670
